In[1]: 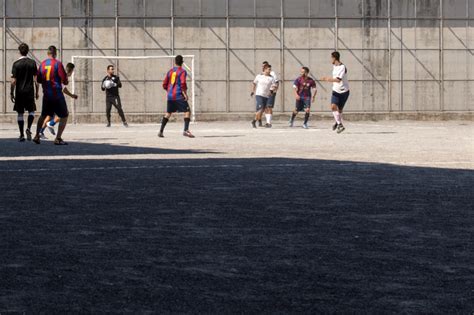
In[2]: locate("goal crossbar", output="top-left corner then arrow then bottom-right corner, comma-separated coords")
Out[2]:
70,55 -> 196,124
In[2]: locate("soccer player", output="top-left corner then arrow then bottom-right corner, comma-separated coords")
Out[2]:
321,51 -> 350,134
158,55 -> 194,138
33,45 -> 70,145
259,61 -> 279,127
10,43 -> 39,142
289,67 -> 317,129
40,63 -> 78,138
101,65 -> 128,128
251,64 -> 275,128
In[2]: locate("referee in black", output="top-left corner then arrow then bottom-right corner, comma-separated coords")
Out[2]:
101,65 -> 128,127
11,43 -> 39,141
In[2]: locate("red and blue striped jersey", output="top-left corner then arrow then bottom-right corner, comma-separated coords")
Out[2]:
162,66 -> 187,101
293,76 -> 316,100
37,58 -> 68,100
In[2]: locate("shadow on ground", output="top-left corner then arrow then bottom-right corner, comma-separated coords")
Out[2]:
0,146 -> 472,312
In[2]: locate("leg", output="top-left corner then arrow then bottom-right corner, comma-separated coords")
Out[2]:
17,112 -> 25,139
56,116 -> 68,140
27,111 -> 35,131
303,107 -> 311,127
113,96 -> 127,123
106,99 -> 112,126
34,115 -> 47,143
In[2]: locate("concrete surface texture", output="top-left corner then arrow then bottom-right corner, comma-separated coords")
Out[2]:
0,121 -> 473,312
0,0 -> 472,120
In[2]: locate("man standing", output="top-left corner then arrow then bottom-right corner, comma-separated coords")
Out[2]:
321,51 -> 350,134
259,61 -> 279,127
101,65 -> 128,127
10,43 -> 39,142
289,67 -> 317,129
251,64 -> 275,128
33,45 -> 70,145
158,55 -> 194,138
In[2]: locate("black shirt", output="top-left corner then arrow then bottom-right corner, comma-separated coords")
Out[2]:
11,57 -> 37,97
101,75 -> 122,98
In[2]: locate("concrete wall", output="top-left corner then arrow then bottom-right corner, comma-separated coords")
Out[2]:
0,0 -> 473,120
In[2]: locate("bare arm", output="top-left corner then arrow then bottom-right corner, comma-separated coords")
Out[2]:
63,87 -> 78,99
10,78 -> 16,102
34,75 -> 39,99
251,83 -> 256,96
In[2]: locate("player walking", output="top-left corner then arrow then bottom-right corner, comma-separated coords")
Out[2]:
10,43 -> 39,142
158,55 -> 194,138
101,65 -> 128,127
259,61 -> 279,127
289,67 -> 317,129
33,46 -> 70,145
321,51 -> 350,134
251,64 -> 275,128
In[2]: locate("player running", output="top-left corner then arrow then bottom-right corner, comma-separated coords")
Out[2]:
251,64 -> 275,128
289,67 -> 317,129
33,46 -> 70,145
321,51 -> 350,134
10,43 -> 39,142
101,65 -> 128,128
158,55 -> 194,138
258,61 -> 279,127
39,63 -> 77,139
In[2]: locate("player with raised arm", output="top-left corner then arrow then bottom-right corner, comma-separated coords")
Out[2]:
10,43 -> 39,142
289,67 -> 317,129
101,65 -> 128,128
33,46 -> 70,145
321,51 -> 350,134
158,55 -> 194,138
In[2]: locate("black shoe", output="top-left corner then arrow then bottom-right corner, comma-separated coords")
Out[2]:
251,120 -> 257,129
25,129 -> 32,141
106,123 -> 111,127
54,138 -> 68,145
158,132 -> 164,138
265,123 -> 272,128
258,120 -> 263,127
332,122 -> 338,131
183,130 -> 195,138
18,135 -> 25,142
32,135 -> 40,144
123,122 -> 128,128
337,124 -> 345,134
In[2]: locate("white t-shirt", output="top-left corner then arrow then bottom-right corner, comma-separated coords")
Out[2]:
270,70 -> 279,92
254,74 -> 275,98
332,64 -> 349,94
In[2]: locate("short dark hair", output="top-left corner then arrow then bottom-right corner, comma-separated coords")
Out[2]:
302,66 -> 310,74
18,43 -> 29,56
175,55 -> 184,66
48,45 -> 58,57
264,64 -> 271,69
331,51 -> 340,61
66,63 -> 75,70
262,61 -> 269,65
107,65 -> 114,70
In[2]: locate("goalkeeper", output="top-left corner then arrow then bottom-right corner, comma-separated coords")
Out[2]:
101,65 -> 128,127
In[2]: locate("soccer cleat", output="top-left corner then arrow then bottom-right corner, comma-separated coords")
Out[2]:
32,135 -> 40,144
303,123 -> 309,129
332,122 -> 338,131
18,135 -> 26,142
54,138 -> 68,145
123,122 -> 129,128
265,123 -> 272,128
39,132 -> 47,140
25,129 -> 32,141
337,124 -> 345,134
251,120 -> 257,129
288,119 -> 294,127
258,120 -> 263,127
158,132 -> 164,138
183,130 -> 195,138
106,123 -> 111,127
47,125 -> 56,135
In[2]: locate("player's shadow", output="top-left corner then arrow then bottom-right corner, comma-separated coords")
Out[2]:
0,138 -> 217,157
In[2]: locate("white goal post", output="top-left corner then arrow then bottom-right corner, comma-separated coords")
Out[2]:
70,55 -> 196,124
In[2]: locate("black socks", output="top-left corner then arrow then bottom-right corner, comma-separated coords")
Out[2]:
160,117 -> 169,133
184,118 -> 190,131
304,112 -> 310,124
27,114 -> 34,130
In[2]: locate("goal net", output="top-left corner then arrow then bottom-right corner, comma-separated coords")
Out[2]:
70,55 -> 196,124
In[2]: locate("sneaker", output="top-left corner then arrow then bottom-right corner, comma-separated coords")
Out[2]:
18,135 -> 26,142
25,129 -> 32,141
265,123 -> 272,128
47,125 -> 56,135
106,123 -> 111,127
158,132 -> 164,138
183,130 -> 195,138
337,124 -> 345,134
40,132 -> 47,140
302,123 -> 309,129
332,122 -> 338,131
54,138 -> 68,145
288,119 -> 294,127
258,120 -> 263,127
32,135 -> 40,144
251,120 -> 257,129
123,122 -> 129,128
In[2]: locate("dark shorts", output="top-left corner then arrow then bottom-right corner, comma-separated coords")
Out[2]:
256,95 -> 269,111
295,99 -> 311,112
41,97 -> 69,118
267,92 -> 276,108
13,94 -> 36,113
331,91 -> 350,110
167,99 -> 190,113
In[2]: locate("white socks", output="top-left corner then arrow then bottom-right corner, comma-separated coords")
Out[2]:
265,113 -> 272,124
332,111 -> 342,124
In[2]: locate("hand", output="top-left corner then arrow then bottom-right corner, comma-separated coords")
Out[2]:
295,94 -> 301,101
112,83 -> 117,87
183,94 -> 189,101
312,96 -> 316,103
10,93 -> 15,103
250,92 -> 255,97
72,94 -> 78,100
